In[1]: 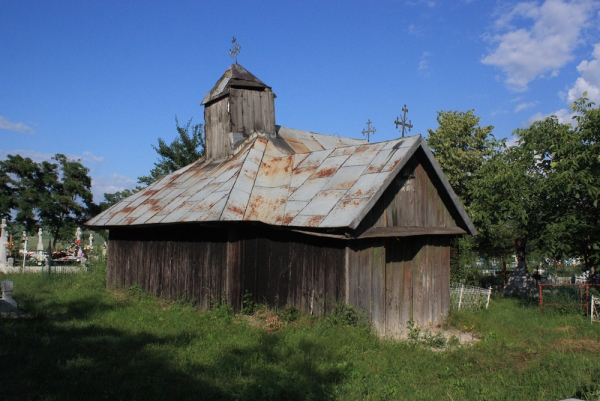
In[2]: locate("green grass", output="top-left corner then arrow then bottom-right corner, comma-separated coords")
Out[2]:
2,263 -> 600,401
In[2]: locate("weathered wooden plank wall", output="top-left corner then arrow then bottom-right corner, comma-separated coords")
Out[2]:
359,151 -> 461,231
230,88 -> 275,134
238,229 -> 346,314
107,225 -> 345,314
107,223 -> 450,336
203,88 -> 275,160
346,235 -> 451,335
204,99 -> 231,160
108,225 -> 229,308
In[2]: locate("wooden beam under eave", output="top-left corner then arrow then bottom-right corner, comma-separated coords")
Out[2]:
356,226 -> 467,239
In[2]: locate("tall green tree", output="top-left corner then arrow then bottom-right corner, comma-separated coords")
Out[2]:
426,110 -> 498,206
470,95 -> 600,269
426,110 -> 511,271
99,189 -> 138,211
138,117 -> 205,186
0,155 -> 46,233
0,154 -> 97,249
39,154 -> 98,248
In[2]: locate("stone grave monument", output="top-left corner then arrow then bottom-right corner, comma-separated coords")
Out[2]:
36,228 -> 44,258
0,279 -> 18,313
0,219 -> 6,269
504,238 -> 538,298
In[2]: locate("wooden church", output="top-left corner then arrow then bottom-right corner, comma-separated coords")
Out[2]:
87,63 -> 477,335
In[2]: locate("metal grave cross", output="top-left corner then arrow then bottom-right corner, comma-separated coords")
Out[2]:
362,120 -> 376,142
394,104 -> 413,138
229,37 -> 241,64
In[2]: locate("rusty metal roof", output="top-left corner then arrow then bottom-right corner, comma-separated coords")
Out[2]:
201,63 -> 270,105
87,128 -> 476,235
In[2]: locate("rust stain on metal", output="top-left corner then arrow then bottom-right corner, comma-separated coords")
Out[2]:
121,207 -> 135,214
306,215 -> 325,226
141,198 -> 160,205
293,166 -> 317,176
283,214 -> 295,225
227,205 -> 245,218
244,195 -> 264,219
142,189 -> 160,197
386,158 -> 401,171
313,167 -> 337,178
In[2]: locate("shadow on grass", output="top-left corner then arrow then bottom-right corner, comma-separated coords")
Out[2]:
0,294 -> 345,401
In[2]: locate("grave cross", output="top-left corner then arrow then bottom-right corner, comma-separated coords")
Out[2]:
229,37 -> 241,64
394,104 -> 413,138
361,120 -> 376,143
21,231 -> 27,271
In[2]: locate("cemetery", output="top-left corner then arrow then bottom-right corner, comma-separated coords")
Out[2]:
1,41 -> 599,401
0,218 -> 98,274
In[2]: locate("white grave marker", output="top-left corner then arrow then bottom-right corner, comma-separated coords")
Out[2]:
0,219 -> 6,266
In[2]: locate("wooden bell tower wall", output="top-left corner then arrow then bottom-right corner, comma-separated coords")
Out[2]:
203,87 -> 275,160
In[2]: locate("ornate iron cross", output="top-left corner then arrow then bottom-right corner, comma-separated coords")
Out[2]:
394,105 -> 413,137
229,37 -> 241,64
362,120 -> 376,142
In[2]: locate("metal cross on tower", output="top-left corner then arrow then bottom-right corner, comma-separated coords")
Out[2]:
394,104 -> 413,137
229,37 -> 241,64
362,120 -> 376,142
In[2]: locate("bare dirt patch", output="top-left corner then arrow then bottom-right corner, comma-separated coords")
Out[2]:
554,326 -> 576,332
551,338 -> 600,353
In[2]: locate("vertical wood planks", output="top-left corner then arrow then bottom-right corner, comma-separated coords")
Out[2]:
385,238 -> 401,334
371,243 -> 386,334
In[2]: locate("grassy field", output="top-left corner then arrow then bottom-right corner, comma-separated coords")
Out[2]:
2,262 -> 600,401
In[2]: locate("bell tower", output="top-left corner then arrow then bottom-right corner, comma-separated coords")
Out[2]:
201,64 -> 276,160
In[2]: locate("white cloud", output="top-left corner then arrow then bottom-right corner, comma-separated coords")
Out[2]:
515,101 -> 538,112
405,0 -> 436,7
482,0 -> 597,91
91,173 -> 137,201
82,151 -> 106,163
524,107 -> 576,126
525,41 -> 600,126
505,136 -> 521,147
567,42 -> 600,103
0,149 -> 107,164
418,52 -> 432,75
408,24 -> 422,36
0,116 -> 35,134
0,149 -> 53,162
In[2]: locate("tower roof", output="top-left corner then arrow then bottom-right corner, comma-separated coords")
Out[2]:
201,63 -> 271,105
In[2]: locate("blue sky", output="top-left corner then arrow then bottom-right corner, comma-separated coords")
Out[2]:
1,0 -> 599,202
